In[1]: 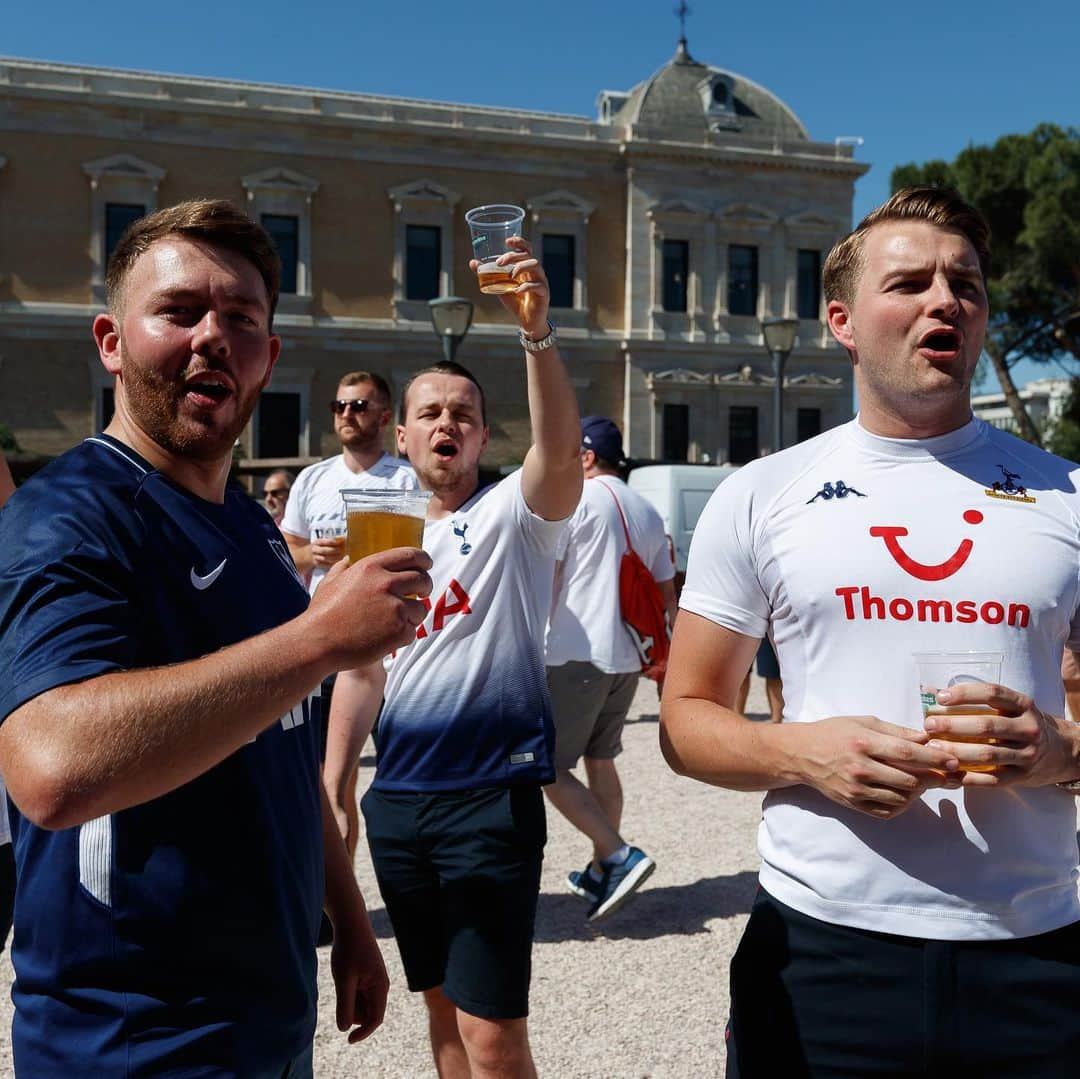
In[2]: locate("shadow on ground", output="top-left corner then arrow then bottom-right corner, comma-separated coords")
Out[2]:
364,871 -> 757,943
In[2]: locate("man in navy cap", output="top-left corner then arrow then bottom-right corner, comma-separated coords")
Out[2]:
544,416 -> 676,920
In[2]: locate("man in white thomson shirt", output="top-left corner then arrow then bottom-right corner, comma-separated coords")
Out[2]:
545,416 -> 674,921
282,371 -> 417,858
662,186 -> 1080,1077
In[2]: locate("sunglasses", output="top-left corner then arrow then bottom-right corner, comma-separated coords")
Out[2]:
330,398 -> 371,416
264,488 -> 290,499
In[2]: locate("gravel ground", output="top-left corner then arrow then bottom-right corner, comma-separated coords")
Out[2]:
0,676 -> 770,1077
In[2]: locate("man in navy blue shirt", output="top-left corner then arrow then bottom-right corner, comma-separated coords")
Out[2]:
0,200 -> 431,1077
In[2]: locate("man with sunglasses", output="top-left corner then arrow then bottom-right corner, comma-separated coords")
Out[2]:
262,468 -> 294,528
283,373 -> 418,865
283,372 -> 417,596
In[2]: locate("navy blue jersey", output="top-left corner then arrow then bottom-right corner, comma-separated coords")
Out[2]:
0,436 -> 321,1077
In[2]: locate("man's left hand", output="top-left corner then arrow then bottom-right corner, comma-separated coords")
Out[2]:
469,235 -> 550,337
329,905 -> 390,1043
924,680 -> 1080,787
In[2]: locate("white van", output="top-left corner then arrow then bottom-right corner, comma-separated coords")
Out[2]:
628,464 -> 740,575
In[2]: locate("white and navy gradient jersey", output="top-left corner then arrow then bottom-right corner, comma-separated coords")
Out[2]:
683,417 -> 1080,941
375,471 -> 566,792
0,435 -> 321,1076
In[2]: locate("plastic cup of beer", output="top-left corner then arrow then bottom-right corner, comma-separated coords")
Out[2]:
914,651 -> 1004,773
341,489 -> 432,563
465,204 -> 526,294
311,523 -> 346,560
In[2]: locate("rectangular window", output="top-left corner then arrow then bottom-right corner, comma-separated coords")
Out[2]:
797,407 -> 822,443
662,240 -> 689,313
662,403 -> 690,462
105,203 -> 145,266
262,214 -> 300,295
542,234 -> 575,309
729,405 -> 759,464
405,225 -> 441,301
727,245 -> 759,316
797,249 -> 821,320
257,392 -> 302,458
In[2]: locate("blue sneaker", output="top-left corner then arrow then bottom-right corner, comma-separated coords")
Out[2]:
587,847 -> 655,922
567,864 -> 602,901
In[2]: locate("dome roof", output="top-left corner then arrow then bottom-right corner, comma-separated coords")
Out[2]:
607,42 -> 808,143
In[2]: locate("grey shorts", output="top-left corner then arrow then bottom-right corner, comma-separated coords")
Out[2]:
545,661 -> 639,769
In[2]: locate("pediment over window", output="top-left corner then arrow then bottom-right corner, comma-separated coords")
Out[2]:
647,197 -> 706,220
388,179 -> 460,209
717,202 -> 777,226
82,153 -> 166,187
650,367 -> 713,385
788,372 -> 845,389
528,189 -> 595,218
242,167 -> 320,196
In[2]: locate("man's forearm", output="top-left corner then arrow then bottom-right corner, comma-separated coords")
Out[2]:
2,615 -> 337,829
521,344 -> 582,520
284,532 -> 314,575
660,696 -> 804,792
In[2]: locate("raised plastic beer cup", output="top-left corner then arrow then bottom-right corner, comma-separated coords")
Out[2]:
465,204 -> 526,294
341,488 -> 432,563
914,651 -> 1004,772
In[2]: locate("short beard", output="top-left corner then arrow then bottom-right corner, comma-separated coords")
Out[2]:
121,357 -> 257,462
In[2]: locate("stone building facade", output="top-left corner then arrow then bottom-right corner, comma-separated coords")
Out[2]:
0,44 -> 866,469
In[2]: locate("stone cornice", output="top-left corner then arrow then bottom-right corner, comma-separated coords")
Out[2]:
0,57 -> 867,176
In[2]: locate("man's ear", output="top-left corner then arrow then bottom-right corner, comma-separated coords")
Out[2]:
93,313 -> 123,375
260,335 -> 282,390
826,299 -> 856,354
395,424 -> 407,455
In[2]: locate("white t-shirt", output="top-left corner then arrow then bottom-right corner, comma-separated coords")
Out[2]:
682,416 -> 1080,941
546,475 -> 675,674
374,470 -> 568,792
281,452 -> 417,594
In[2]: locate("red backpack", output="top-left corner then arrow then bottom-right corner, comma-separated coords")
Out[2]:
598,481 -> 671,681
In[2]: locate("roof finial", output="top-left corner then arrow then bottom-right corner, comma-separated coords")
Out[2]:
674,1 -> 692,61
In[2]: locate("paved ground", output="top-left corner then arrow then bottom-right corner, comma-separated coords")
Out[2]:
0,677 -> 770,1077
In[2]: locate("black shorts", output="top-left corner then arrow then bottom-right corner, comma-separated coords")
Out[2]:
361,785 -> 546,1020
727,888 -> 1080,1078
754,638 -> 780,680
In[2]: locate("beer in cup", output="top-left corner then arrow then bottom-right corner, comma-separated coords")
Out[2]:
311,523 -> 346,560
341,489 -> 432,563
914,651 -> 1004,773
465,204 -> 526,294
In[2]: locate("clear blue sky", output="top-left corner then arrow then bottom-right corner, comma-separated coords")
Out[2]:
5,0 -> 1078,386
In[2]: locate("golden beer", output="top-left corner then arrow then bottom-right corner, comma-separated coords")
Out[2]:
347,509 -> 425,563
923,703 -> 999,773
476,262 -> 517,294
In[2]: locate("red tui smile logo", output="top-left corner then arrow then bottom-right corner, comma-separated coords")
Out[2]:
869,510 -> 983,581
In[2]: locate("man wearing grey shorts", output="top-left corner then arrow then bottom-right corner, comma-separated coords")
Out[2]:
544,416 -> 676,922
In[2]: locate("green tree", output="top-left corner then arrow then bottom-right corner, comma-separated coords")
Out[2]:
893,124 -> 1080,444
1044,379 -> 1080,464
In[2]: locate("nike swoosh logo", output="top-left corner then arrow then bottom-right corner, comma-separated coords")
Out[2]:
190,559 -> 228,590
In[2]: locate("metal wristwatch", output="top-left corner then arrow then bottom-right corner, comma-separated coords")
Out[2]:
519,320 -> 557,352
1056,778 -> 1080,792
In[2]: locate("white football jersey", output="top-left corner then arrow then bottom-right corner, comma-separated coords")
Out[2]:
683,417 -> 1080,941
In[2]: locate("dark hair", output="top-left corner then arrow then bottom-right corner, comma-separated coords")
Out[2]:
105,198 -> 281,323
399,361 -> 487,425
339,370 -> 393,408
823,186 -> 991,307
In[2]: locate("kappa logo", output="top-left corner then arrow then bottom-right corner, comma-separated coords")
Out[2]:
807,479 -> 867,504
985,464 -> 1036,504
190,558 -> 227,590
869,510 -> 983,581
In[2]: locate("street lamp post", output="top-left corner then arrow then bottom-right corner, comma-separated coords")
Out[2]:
428,297 -> 474,364
760,316 -> 799,452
